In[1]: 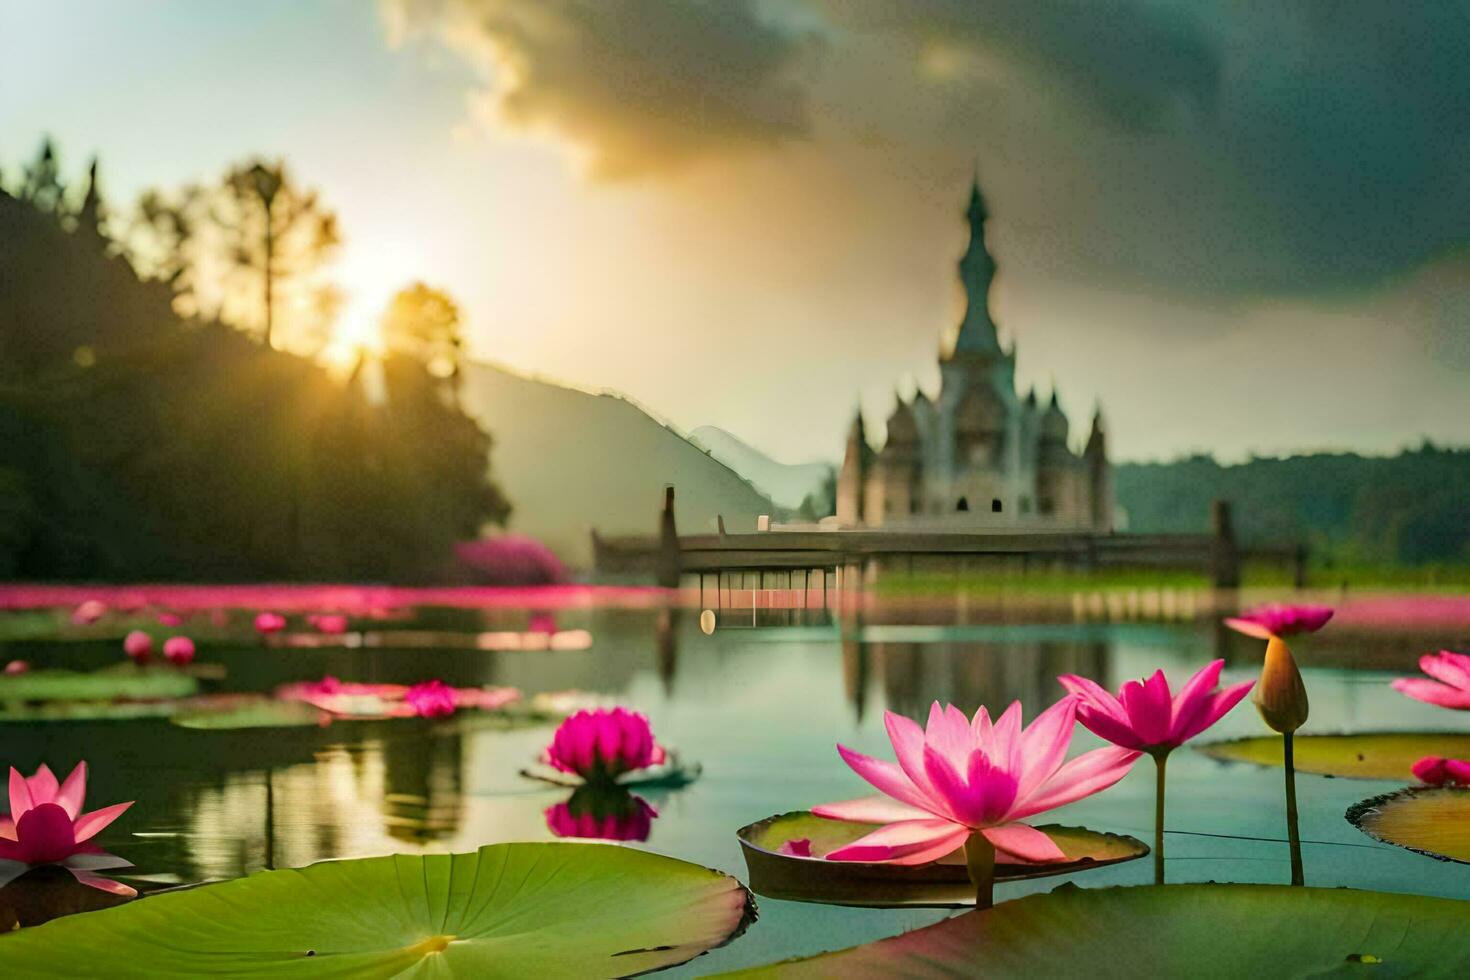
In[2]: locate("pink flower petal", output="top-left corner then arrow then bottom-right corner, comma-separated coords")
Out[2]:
56,762 -> 87,820
835,743 -> 939,816
982,822 -> 1067,863
1011,745 -> 1141,820
1057,674 -> 1129,726
67,869 -> 137,898
1175,679 -> 1254,745
777,838 -> 813,857
26,764 -> 59,806
72,801 -> 133,843
923,702 -> 971,766
1120,671 -> 1173,746
1419,651 -> 1470,692
1222,617 -> 1275,640
811,795 -> 933,824
1392,677 -> 1470,710
8,768 -> 34,823
1014,696 -> 1077,798
13,803 -> 77,864
884,710 -> 935,797
825,819 -> 970,866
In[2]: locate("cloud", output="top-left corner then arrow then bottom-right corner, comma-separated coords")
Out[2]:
382,0 -> 816,178
816,0 -> 1222,130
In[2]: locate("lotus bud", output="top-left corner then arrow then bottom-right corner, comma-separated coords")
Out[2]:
123,630 -> 153,664
1254,635 -> 1309,733
162,635 -> 196,666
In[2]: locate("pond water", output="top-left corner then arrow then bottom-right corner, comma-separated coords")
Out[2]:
3,590 -> 1469,975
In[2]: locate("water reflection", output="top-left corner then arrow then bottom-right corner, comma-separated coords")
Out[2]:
4,595 -> 1470,962
545,786 -> 657,842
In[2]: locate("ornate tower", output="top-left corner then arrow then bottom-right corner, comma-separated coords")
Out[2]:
952,179 -> 1002,358
1036,390 -> 1072,518
835,406 -> 872,526
1085,407 -> 1113,531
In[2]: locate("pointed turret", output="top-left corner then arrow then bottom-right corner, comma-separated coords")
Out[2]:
836,403 -> 872,526
949,177 -> 1002,358
1085,405 -> 1107,457
1085,404 -> 1113,531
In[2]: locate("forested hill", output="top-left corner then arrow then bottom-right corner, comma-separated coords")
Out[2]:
0,189 -> 507,581
1115,447 -> 1470,564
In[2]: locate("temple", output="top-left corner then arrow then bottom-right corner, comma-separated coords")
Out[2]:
835,180 -> 1113,530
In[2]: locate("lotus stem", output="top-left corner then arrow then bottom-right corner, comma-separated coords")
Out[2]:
1154,751 -> 1168,885
1283,732 -> 1304,886
965,831 -> 996,910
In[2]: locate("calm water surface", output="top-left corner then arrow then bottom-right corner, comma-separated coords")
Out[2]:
4,597 -> 1470,975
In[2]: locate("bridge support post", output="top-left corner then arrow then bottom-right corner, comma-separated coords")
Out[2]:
657,485 -> 681,589
1211,499 -> 1240,589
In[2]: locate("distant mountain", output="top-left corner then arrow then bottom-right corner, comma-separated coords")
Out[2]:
688,426 -> 833,511
459,363 -> 776,568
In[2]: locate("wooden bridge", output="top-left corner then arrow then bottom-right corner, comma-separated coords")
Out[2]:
592,489 -> 1306,590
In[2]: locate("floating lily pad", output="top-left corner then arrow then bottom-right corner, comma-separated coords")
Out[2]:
720,884 -> 1470,977
1198,732 -> 1470,780
736,811 -> 1147,908
0,665 -> 198,703
0,700 -> 187,723
522,753 -> 703,790
1347,787 -> 1470,864
0,843 -> 755,977
170,697 -> 330,730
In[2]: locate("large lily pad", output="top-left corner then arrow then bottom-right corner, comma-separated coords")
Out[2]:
721,884 -> 1470,977
0,843 -> 755,977
737,811 -> 1147,908
0,665 -> 198,703
1198,732 -> 1470,780
1347,787 -> 1470,864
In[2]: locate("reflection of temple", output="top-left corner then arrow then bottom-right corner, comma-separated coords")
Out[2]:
184,735 -> 467,879
848,637 -> 1109,723
381,734 -> 465,844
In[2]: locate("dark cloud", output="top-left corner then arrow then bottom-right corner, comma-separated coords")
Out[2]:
817,0 -> 1222,130
386,0 -> 1469,298
383,0 -> 815,178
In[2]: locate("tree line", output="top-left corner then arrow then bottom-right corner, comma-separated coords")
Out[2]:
0,138 -> 509,581
1116,446 -> 1470,567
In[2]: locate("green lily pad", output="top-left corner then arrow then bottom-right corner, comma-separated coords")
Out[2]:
0,843 -> 755,977
522,753 -> 703,790
0,700 -> 186,723
1347,787 -> 1470,864
170,697 -> 330,730
719,884 -> 1470,977
736,812 -> 1147,908
1198,732 -> 1470,780
0,665 -> 198,703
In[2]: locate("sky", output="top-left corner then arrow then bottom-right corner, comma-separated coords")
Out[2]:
2,0 -> 1467,465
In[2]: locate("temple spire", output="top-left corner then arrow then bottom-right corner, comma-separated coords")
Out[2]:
950,176 -> 1002,358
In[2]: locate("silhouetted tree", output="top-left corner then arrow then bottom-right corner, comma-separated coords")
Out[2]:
19,137 -> 65,217
382,282 -> 465,403
126,158 -> 340,353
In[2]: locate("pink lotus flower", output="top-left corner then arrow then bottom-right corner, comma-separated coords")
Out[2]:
70,600 -> 106,626
545,708 -> 668,782
455,535 -> 568,586
404,680 -> 457,718
0,762 -> 136,897
122,630 -> 152,664
1392,651 -> 1470,710
544,790 -> 656,842
308,613 -> 348,634
814,699 -> 1139,866
162,636 -> 195,667
1058,661 -> 1254,755
1412,756 -> 1470,786
1224,604 -> 1334,640
4,660 -> 28,675
254,612 -> 287,634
